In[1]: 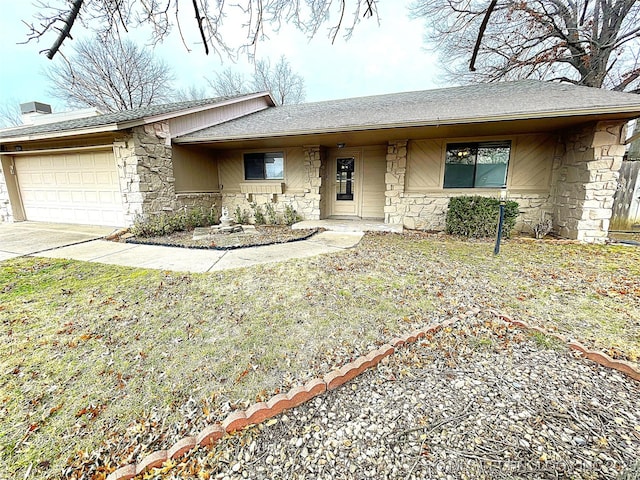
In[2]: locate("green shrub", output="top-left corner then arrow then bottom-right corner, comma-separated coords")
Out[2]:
234,206 -> 250,225
283,205 -> 303,226
250,203 -> 266,225
445,195 -> 519,238
265,203 -> 278,225
182,208 -> 205,230
131,206 -> 219,237
206,206 -> 219,226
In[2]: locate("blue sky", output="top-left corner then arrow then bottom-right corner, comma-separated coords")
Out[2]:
0,1 -> 442,114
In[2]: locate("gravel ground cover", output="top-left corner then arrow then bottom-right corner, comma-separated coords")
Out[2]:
1,233 -> 638,479
157,311 -> 640,480
126,226 -> 317,249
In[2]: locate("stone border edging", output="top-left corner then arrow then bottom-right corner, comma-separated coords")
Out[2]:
105,308 -> 639,480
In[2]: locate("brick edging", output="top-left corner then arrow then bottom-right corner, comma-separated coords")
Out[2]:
105,311 -> 472,480
491,310 -> 640,382
105,308 -> 639,480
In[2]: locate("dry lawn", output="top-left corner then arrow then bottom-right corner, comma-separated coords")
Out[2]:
0,233 -> 638,478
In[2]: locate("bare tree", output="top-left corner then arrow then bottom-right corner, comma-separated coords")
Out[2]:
23,0 -> 378,61
411,0 -> 640,92
46,37 -> 175,112
207,69 -> 251,98
172,84 -> 212,102
253,56 -> 306,105
0,101 -> 23,128
208,56 -> 306,105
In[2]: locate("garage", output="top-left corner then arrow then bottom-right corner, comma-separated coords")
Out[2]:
15,149 -> 125,226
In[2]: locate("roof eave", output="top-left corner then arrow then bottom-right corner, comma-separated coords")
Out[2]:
116,92 -> 277,130
0,124 -> 121,144
175,105 -> 640,144
0,92 -> 277,144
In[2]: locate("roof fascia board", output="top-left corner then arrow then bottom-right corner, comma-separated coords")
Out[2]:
0,92 -> 276,144
174,107 -> 640,144
0,124 -> 120,144
170,104 -> 273,138
115,92 -> 276,130
0,144 -> 113,156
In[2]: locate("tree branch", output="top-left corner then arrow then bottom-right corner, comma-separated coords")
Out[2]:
469,0 -> 498,72
612,67 -> 640,92
192,0 -> 210,55
46,0 -> 83,59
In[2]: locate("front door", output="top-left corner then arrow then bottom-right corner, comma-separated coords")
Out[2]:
330,152 -> 361,216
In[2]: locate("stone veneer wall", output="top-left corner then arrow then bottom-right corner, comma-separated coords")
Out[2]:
384,141 -> 408,225
384,140 -> 555,233
113,122 -> 172,224
113,122 -> 220,225
396,192 -> 554,233
0,162 -> 13,222
220,146 -> 323,222
174,193 -> 221,214
553,121 -> 626,242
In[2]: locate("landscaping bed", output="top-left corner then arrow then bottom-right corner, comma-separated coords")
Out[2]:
125,225 -> 318,249
1,233 -> 639,478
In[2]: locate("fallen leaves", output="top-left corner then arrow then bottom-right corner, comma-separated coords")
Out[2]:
75,404 -> 106,420
1,235 -> 639,479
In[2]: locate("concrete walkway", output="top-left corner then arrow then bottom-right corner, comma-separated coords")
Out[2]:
293,218 -> 403,233
0,222 -> 115,262
33,231 -> 364,273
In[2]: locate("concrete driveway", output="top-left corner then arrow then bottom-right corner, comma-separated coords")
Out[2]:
0,222 -> 117,261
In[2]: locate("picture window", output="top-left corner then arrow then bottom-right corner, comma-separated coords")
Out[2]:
443,141 -> 510,188
244,152 -> 284,180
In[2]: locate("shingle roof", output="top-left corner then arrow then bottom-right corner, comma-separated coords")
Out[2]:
178,80 -> 640,142
0,94 -> 264,140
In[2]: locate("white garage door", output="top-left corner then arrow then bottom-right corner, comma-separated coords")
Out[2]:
15,150 -> 125,226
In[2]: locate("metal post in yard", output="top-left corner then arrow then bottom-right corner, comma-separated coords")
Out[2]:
494,187 -> 507,255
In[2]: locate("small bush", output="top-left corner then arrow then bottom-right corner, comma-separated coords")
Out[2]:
206,206 -> 219,226
182,208 -> 205,230
283,205 -> 303,226
131,212 -> 182,237
265,203 -> 278,225
445,195 -> 519,238
234,206 -> 250,225
131,207 -> 218,237
251,203 -> 266,225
